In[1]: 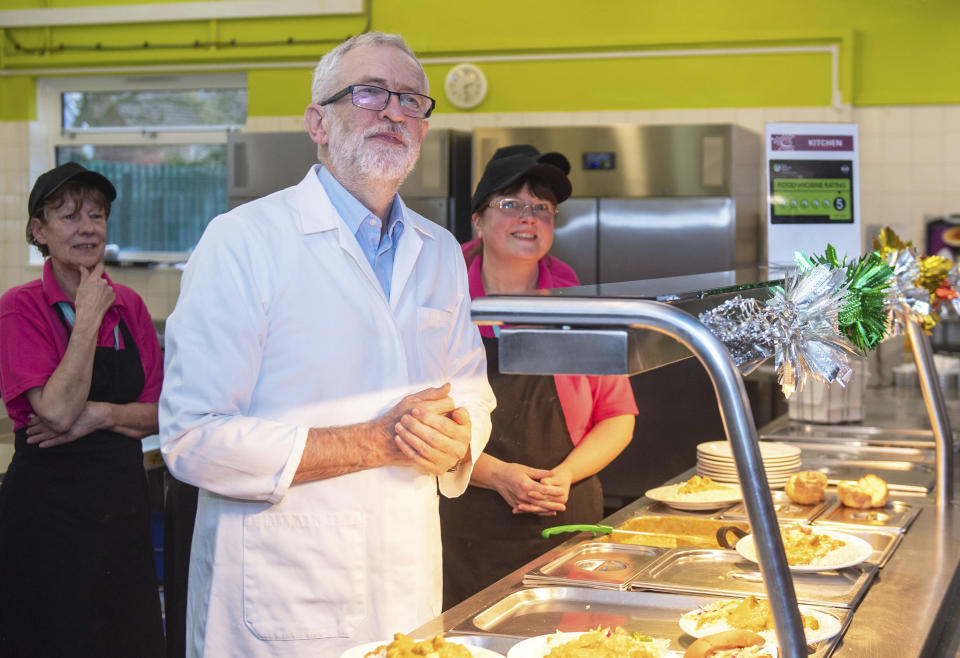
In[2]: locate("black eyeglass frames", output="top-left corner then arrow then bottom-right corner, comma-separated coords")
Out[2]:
319,84 -> 436,119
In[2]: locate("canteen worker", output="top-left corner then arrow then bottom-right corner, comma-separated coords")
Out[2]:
439,145 -> 639,609
0,162 -> 165,657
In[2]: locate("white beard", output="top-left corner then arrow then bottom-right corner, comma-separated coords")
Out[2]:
327,114 -> 421,187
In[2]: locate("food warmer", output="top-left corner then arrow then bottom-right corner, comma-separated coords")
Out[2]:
407,268 -> 960,657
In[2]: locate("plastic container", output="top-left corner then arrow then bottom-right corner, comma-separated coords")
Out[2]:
788,359 -> 867,424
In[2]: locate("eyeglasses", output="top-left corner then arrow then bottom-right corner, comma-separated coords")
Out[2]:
488,197 -> 558,221
319,84 -> 436,119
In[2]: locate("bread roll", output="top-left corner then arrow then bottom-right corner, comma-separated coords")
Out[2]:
838,473 -> 889,509
785,470 -> 828,505
684,630 -> 766,658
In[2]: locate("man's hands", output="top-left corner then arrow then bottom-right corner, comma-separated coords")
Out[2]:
385,382 -> 472,476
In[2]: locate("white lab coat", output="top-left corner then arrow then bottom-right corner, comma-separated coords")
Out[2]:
159,166 -> 495,657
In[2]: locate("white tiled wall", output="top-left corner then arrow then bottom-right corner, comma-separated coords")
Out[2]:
4,103 -> 960,323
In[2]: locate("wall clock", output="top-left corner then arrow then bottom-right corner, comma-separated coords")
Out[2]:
444,63 -> 487,110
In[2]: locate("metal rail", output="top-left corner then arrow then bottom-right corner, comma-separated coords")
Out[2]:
904,315 -> 954,507
471,296 -> 809,657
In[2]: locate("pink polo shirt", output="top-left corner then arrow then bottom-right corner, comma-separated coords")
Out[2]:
462,239 -> 638,445
0,259 -> 163,430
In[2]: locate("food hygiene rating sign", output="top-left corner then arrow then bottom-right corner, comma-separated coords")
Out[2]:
765,123 -> 861,269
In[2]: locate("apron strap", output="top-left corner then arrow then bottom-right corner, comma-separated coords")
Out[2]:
56,301 -> 120,350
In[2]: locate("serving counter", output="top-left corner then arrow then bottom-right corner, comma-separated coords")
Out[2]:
412,385 -> 960,657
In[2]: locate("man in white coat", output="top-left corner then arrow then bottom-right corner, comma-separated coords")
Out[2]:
159,31 -> 495,657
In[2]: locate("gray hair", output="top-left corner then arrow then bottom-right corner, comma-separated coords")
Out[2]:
310,32 -> 428,105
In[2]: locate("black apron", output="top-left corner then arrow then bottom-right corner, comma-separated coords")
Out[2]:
0,314 -> 164,658
439,336 -> 602,609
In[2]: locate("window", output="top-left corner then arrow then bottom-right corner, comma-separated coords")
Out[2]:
37,74 -> 246,263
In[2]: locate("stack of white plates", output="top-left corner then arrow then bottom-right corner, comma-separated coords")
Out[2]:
696,440 -> 802,488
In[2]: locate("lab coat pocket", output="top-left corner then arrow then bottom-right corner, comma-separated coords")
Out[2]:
243,511 -> 366,640
416,306 -> 452,379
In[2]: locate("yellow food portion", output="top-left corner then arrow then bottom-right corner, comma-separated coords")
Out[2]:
678,475 -> 730,495
694,596 -> 820,633
610,516 -> 749,550
709,647 -> 767,658
364,633 -> 471,658
837,473 -> 889,509
544,627 -> 668,658
781,525 -> 845,566
784,470 -> 828,505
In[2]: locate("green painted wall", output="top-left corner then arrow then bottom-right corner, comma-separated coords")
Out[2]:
0,77 -> 36,120
1,0 -> 959,121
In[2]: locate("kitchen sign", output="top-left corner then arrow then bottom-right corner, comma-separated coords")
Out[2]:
765,122 -> 861,269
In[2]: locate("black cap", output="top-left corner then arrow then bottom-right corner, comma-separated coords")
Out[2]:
471,145 -> 572,214
28,162 -> 117,217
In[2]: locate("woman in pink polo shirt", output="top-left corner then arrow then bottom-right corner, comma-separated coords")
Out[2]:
439,146 -> 638,609
0,163 -> 164,656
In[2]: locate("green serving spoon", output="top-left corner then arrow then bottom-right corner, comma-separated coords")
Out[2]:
541,524 -> 614,539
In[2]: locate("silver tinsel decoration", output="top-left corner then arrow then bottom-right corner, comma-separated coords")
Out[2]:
937,263 -> 960,319
884,248 -> 930,336
700,264 -> 861,398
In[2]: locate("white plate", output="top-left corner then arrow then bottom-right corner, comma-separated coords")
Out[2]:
735,528 -> 873,572
695,469 -> 795,482
698,441 -> 802,461
506,631 -> 671,658
342,637 -> 504,658
697,452 -> 803,466
696,462 -> 802,474
645,483 -> 743,510
679,600 -> 841,646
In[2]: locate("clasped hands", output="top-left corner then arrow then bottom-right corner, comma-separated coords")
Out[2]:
380,382 -> 472,476
494,462 -> 574,517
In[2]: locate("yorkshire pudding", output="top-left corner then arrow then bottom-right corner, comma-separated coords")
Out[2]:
837,473 -> 889,509
784,470 -> 828,505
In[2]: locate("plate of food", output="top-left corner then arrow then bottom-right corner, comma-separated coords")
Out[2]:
679,596 -> 841,646
645,476 -> 743,511
735,525 -> 873,572
341,633 -> 504,658
506,627 -> 671,657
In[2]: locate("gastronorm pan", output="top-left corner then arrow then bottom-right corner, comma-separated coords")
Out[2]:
629,547 -> 877,609
721,490 -> 831,525
522,542 -> 664,590
813,498 -> 921,534
457,586 -> 849,658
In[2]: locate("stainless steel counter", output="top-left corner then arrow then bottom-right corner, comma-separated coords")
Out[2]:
412,385 -> 960,656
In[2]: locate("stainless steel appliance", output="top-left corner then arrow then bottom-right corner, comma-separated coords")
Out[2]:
227,129 -> 473,242
473,124 -> 762,284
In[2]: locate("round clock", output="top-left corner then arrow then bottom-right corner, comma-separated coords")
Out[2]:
444,63 -> 487,110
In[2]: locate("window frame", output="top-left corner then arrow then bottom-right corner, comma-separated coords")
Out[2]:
33,73 -> 246,265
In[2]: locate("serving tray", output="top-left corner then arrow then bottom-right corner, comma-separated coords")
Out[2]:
721,490 -> 831,524
629,547 -> 877,609
522,542 -> 663,590
814,498 -> 921,534
458,586 -> 849,658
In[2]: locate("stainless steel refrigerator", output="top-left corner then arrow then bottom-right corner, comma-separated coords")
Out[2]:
472,124 -> 762,284
227,129 -> 473,242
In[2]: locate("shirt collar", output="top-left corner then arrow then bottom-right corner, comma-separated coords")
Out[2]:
40,258 -> 122,310
466,252 -> 557,301
316,165 -> 405,238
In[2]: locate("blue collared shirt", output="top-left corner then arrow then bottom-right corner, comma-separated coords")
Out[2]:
317,165 -> 405,298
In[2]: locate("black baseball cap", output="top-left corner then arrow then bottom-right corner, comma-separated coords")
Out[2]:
28,162 -> 117,217
471,145 -> 572,214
